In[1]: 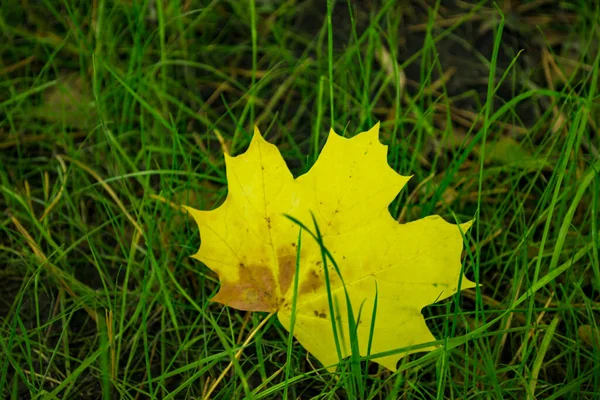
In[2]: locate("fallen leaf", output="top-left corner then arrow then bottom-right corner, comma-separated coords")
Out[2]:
185,123 -> 475,371
578,325 -> 600,348
478,137 -> 549,170
36,74 -> 96,129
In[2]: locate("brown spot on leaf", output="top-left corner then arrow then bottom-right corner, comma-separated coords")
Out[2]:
318,312 -> 326,319
299,268 -> 323,295
212,263 -> 278,312
277,251 -> 296,295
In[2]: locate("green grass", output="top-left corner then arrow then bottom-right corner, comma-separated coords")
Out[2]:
1,0 -> 600,398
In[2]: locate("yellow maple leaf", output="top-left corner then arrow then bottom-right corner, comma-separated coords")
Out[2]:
185,123 -> 475,371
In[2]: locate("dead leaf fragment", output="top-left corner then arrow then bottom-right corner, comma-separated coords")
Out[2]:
578,325 -> 600,348
37,74 -> 96,129
479,137 -> 549,170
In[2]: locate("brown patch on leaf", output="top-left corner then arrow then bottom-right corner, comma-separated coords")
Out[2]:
277,251 -> 296,295
299,268 -> 323,295
212,263 -> 278,312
